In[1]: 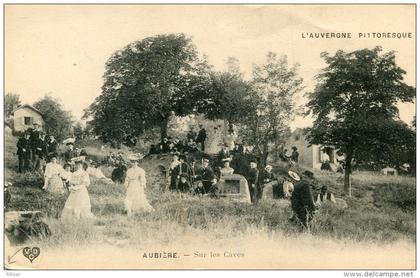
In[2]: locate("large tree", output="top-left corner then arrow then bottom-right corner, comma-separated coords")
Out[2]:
84,33 -> 210,143
306,46 -> 416,195
240,52 -> 304,166
33,95 -> 74,141
196,71 -> 255,125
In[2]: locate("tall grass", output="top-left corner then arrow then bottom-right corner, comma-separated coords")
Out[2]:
5,131 -> 415,250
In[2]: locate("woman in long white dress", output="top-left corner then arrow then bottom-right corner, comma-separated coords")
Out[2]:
124,155 -> 154,216
61,160 -> 94,221
42,155 -> 67,194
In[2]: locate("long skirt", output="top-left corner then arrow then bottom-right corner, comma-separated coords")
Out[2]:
124,183 -> 154,214
61,186 -> 94,221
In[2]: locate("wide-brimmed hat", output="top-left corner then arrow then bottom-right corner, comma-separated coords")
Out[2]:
288,170 -> 301,181
63,138 -> 76,145
302,170 -> 315,179
71,156 -> 86,163
128,153 -> 143,161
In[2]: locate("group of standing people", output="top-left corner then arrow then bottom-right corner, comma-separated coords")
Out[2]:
16,123 -> 58,173
15,125 -> 154,220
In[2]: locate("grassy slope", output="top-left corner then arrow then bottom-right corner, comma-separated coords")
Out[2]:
5,131 -> 416,252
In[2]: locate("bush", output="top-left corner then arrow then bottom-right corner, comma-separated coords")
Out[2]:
12,172 -> 44,188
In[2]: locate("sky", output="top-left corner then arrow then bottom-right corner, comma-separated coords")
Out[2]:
5,5 -> 416,129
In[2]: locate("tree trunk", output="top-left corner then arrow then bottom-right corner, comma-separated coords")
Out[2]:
344,153 -> 353,196
260,141 -> 269,167
160,116 -> 168,141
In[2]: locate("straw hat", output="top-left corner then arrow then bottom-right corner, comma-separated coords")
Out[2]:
288,170 -> 301,181
127,153 -> 143,161
71,156 -> 86,163
63,138 -> 76,145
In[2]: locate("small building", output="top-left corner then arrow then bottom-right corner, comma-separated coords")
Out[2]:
12,104 -> 44,133
284,128 -> 338,170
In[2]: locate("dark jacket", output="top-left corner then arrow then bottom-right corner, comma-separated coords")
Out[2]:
196,165 -> 216,183
47,140 -> 58,155
177,179 -> 191,193
29,130 -> 41,150
17,137 -> 30,157
261,170 -> 275,184
247,168 -> 259,187
173,162 -> 193,181
35,138 -> 48,158
291,150 -> 299,163
291,179 -> 316,212
196,128 -> 207,142
64,149 -> 79,161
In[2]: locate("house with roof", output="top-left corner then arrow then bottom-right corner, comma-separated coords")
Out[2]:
284,128 -> 339,170
12,104 -> 45,133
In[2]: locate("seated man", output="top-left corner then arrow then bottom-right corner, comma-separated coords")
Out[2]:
261,165 -> 275,184
170,154 -> 193,191
196,158 -> 217,194
315,185 -> 336,205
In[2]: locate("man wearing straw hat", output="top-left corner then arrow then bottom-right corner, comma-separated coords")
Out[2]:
290,170 -> 316,230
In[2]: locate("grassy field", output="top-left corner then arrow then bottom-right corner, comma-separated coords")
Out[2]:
4,130 -> 416,268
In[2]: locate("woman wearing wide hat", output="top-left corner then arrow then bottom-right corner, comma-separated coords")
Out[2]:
61,157 -> 94,221
124,154 -> 154,216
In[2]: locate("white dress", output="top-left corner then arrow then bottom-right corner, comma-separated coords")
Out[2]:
44,162 -> 66,194
124,166 -> 154,214
61,169 -> 94,221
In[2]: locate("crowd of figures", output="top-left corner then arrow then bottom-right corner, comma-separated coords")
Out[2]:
14,123 -> 337,230
15,124 -> 155,220
145,126 -> 338,230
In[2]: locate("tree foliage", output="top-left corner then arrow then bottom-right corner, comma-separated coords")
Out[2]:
196,71 -> 255,124
306,46 -> 416,194
240,52 -> 304,165
33,95 -> 74,141
84,33 -> 211,143
5,93 -> 21,119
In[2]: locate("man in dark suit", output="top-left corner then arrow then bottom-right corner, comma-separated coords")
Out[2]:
170,154 -> 193,191
34,132 -> 48,172
291,171 -> 317,230
196,158 -> 217,194
29,123 -> 42,165
16,132 -> 31,173
291,146 -> 299,164
196,125 -> 207,152
247,160 -> 259,203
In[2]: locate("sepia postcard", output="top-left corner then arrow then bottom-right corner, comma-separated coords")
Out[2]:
3,4 -> 416,270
